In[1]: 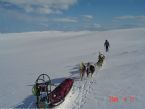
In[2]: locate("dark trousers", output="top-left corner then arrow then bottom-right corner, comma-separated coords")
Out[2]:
105,46 -> 109,52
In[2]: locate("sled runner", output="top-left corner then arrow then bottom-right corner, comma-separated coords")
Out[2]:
32,74 -> 74,108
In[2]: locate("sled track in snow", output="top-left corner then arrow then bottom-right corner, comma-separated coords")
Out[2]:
71,78 -> 95,109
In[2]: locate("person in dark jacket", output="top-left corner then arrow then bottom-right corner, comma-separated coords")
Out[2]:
104,40 -> 110,52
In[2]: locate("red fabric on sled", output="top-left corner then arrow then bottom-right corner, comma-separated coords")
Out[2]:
49,78 -> 74,104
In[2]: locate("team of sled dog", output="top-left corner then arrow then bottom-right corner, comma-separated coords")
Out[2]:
79,52 -> 105,80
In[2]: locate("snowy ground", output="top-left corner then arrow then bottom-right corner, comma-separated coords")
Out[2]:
0,28 -> 145,109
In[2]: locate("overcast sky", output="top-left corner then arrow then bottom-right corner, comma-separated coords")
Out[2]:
0,0 -> 145,33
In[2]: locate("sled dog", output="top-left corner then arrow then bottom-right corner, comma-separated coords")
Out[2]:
86,63 -> 95,78
79,62 -> 86,80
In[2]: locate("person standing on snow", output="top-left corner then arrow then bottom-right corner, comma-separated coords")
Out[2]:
104,40 -> 110,52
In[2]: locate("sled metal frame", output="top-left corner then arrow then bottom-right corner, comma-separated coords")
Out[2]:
35,73 -> 52,108
34,74 -> 72,108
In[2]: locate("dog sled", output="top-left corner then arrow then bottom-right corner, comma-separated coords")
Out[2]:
32,74 -> 74,108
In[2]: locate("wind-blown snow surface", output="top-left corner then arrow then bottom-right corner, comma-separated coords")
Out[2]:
0,28 -> 145,109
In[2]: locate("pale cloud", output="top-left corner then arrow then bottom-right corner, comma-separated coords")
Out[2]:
25,5 -> 33,13
0,0 -> 78,14
37,23 -> 49,27
82,15 -> 93,20
94,23 -> 101,28
0,8 -> 49,22
53,17 -> 78,23
115,15 -> 145,21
